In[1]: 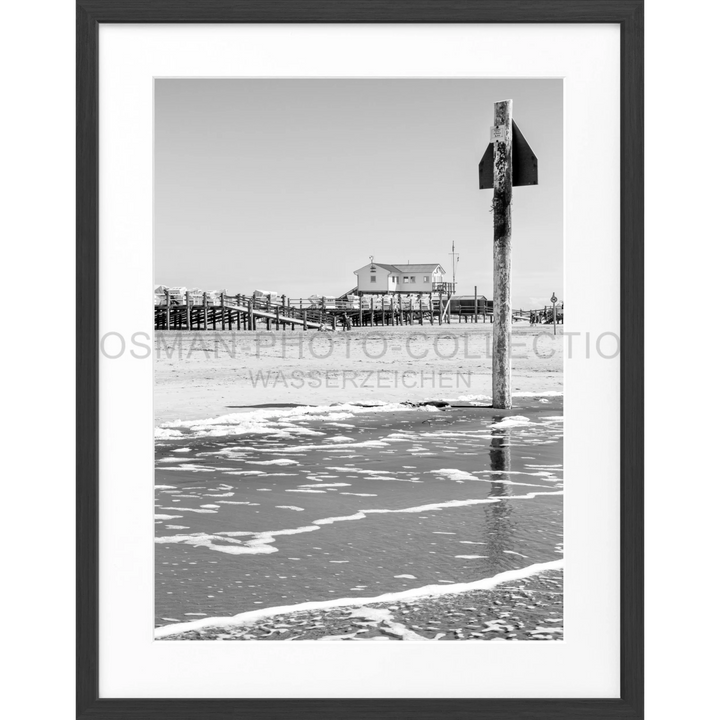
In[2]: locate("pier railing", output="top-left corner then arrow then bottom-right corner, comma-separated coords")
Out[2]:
154,287 -> 563,330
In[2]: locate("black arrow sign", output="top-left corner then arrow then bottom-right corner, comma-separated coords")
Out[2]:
478,120 -> 538,189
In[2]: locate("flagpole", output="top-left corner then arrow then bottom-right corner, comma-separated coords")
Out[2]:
449,241 -> 459,294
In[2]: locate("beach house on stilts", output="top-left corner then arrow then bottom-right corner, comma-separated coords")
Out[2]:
350,259 -> 453,296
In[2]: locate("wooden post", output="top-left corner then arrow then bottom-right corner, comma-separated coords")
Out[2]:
248,297 -> 254,331
220,293 -> 226,330
370,296 -> 375,327
474,286 -> 478,323
165,290 -> 170,331
303,309 -> 308,331
551,293 -> 558,336
390,295 -> 395,326
203,293 -> 208,330
492,99 -> 513,409
275,306 -> 281,330
429,291 -> 434,325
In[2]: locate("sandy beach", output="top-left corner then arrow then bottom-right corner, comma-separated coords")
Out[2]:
155,323 -> 563,424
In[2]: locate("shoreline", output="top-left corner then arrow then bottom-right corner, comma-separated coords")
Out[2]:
158,566 -> 563,641
155,392 -> 563,437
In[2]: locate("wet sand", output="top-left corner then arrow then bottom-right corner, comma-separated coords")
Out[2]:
159,568 -> 563,641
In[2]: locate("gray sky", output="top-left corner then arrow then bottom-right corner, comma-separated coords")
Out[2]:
155,78 -> 562,307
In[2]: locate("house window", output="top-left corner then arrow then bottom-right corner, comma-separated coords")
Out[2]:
403,276 -> 416,284
370,275 -> 377,283
391,276 -> 398,282
423,276 -> 430,283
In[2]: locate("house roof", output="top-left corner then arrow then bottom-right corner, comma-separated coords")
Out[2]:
392,263 -> 445,274
354,262 -> 445,275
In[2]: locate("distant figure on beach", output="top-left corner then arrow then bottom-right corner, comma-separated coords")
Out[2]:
342,313 -> 352,331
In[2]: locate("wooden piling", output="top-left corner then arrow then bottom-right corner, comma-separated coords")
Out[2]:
492,99 -> 513,409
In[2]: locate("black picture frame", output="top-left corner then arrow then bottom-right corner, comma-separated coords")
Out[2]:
77,1 -> 643,717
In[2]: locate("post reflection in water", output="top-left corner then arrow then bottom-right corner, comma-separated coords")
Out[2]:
484,418 -> 517,571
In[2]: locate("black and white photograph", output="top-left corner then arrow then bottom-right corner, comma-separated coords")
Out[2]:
152,78 -> 565,642
74,6 -> 646,707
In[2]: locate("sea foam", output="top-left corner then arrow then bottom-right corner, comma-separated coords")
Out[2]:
154,559 -> 564,638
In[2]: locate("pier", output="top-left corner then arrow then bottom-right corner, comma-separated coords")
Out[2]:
154,288 -> 561,331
